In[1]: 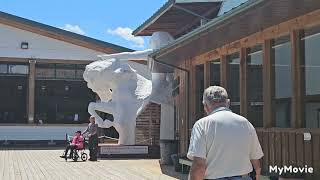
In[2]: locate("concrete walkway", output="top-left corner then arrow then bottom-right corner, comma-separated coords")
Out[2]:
0,149 -> 177,180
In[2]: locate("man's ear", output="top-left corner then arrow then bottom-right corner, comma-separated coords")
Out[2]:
203,103 -> 209,115
226,99 -> 230,108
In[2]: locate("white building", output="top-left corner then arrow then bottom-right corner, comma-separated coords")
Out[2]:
0,11 -> 132,142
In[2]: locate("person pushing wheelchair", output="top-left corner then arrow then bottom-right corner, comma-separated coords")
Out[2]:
82,116 -> 98,161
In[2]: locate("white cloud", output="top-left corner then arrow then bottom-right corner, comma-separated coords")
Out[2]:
62,24 -> 85,35
107,27 -> 145,48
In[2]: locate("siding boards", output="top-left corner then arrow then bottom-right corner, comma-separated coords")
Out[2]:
256,129 -> 320,177
136,103 -> 161,145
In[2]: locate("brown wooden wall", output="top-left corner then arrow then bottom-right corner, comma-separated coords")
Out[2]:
135,103 -> 161,146
257,128 -> 320,178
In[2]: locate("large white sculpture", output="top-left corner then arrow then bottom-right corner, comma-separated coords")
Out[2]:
83,59 -> 152,145
84,32 -> 175,145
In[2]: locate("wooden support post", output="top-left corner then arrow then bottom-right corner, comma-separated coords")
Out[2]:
27,60 -> 36,124
263,40 -> 274,128
220,55 -> 228,89
240,48 -> 248,117
291,30 -> 303,128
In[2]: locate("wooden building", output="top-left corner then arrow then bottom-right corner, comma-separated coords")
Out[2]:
134,0 -> 320,178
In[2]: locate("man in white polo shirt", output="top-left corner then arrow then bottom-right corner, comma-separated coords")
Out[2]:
187,86 -> 263,180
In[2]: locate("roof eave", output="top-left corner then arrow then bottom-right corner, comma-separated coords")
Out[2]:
132,0 -> 175,36
149,0 -> 264,59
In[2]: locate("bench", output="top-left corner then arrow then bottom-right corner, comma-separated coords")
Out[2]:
179,158 -> 192,174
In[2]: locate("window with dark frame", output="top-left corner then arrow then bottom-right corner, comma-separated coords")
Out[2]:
210,59 -> 220,86
36,63 -> 86,80
195,64 -> 205,120
300,26 -> 320,128
247,45 -> 263,127
227,52 -> 240,115
272,35 -> 292,128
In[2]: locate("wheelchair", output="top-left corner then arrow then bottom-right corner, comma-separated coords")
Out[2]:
62,134 -> 88,162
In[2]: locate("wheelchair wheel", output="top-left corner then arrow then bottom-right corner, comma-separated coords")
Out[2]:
73,153 -> 79,162
81,153 -> 88,161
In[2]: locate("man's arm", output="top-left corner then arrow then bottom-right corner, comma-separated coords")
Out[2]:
187,122 -> 207,180
249,123 -> 264,180
189,157 -> 206,180
82,126 -> 89,135
251,159 -> 261,180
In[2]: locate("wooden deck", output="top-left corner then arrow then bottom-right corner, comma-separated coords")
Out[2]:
0,149 -> 177,180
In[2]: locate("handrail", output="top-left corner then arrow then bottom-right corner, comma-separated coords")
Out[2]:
98,135 -> 119,141
136,138 -> 153,145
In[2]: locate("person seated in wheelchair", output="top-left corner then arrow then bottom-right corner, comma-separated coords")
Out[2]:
60,130 -> 84,160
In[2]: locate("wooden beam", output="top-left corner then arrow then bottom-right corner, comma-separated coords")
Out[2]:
220,55 -> 228,89
186,58 -> 193,154
204,61 -> 211,89
192,9 -> 320,66
263,40 -> 274,128
240,48 -> 248,117
290,30 -> 303,128
27,60 -> 36,124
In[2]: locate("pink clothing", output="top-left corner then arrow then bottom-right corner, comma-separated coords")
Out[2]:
71,135 -> 84,149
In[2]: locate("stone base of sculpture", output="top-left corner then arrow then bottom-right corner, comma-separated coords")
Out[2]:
100,144 -> 148,155
98,144 -> 160,158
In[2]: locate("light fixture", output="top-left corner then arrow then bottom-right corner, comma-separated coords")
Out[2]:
21,42 -> 29,49
65,86 -> 69,91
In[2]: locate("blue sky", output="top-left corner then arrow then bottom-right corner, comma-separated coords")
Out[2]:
0,0 -> 167,50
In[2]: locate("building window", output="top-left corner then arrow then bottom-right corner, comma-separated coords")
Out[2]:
227,52 -> 240,115
0,63 -> 28,75
0,64 -> 8,74
8,65 -> 29,74
247,45 -> 263,127
0,76 -> 27,123
195,64 -> 204,120
35,80 -> 95,124
272,35 -> 292,128
36,64 -> 55,78
55,64 -> 76,79
300,26 -> 320,128
210,59 -> 220,86
36,63 -> 86,80
76,64 -> 86,79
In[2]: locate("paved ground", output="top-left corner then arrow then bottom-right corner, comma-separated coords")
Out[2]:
0,148 -> 180,180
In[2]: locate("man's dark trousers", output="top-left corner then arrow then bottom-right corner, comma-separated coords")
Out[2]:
89,134 -> 98,160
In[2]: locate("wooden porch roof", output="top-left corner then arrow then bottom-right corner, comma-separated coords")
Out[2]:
150,0 -> 320,72
133,0 -> 222,38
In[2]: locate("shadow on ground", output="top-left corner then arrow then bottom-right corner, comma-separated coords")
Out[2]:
160,164 -> 188,180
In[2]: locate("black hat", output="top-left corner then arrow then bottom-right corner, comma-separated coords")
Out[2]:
76,130 -> 81,134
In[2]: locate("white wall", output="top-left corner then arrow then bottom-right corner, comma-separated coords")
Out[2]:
0,125 -> 87,140
0,23 -> 104,61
